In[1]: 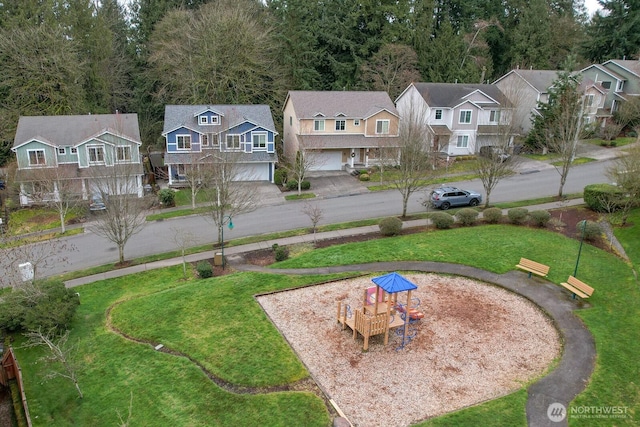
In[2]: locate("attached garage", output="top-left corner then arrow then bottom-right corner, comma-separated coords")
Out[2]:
310,150 -> 343,171
235,163 -> 272,182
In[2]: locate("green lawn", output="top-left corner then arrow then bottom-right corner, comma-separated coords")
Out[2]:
13,216 -> 640,426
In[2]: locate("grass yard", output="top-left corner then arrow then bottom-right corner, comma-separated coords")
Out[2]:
13,217 -> 640,426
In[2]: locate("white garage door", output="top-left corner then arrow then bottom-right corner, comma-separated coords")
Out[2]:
235,163 -> 270,181
311,150 -> 343,171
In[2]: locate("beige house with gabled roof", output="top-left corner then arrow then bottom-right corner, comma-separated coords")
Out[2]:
282,91 -> 399,171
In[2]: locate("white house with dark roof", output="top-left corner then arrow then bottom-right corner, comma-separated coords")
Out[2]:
282,91 -> 400,171
395,83 -> 514,156
162,105 -> 278,185
11,113 -> 144,206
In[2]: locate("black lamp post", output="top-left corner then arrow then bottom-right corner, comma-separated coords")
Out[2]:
573,220 -> 587,277
220,215 -> 234,269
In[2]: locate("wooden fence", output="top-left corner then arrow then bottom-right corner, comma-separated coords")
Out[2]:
1,346 -> 32,427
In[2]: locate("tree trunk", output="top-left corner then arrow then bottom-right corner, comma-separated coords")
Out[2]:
118,244 -> 125,264
60,211 -> 66,233
402,192 -> 409,218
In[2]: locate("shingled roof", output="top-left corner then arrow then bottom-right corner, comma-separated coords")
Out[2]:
13,113 -> 141,149
411,83 -> 509,108
285,91 -> 398,119
162,105 -> 276,135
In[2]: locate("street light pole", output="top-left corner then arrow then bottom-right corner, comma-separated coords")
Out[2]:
573,220 -> 587,277
220,215 -> 234,269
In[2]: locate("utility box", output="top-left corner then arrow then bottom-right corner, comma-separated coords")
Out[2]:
19,262 -> 34,282
213,252 -> 223,266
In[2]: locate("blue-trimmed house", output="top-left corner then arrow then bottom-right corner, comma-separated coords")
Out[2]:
11,113 -> 144,206
162,105 -> 278,185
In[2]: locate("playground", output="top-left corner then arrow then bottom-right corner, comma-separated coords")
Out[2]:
258,273 -> 560,427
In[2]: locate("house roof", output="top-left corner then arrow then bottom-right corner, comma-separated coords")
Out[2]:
164,151 -> 277,165
162,105 -> 277,135
410,83 -> 509,108
494,69 -> 559,94
13,114 -> 141,150
284,91 -> 398,119
297,134 -> 399,150
580,63 -> 626,83
604,59 -> 640,78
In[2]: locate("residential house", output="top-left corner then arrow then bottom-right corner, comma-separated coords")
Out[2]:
493,69 -> 559,133
395,83 -> 514,157
579,59 -> 640,125
162,105 -> 278,185
282,91 -> 399,171
11,113 -> 144,206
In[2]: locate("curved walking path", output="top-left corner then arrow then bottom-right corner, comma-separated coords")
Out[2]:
235,261 -> 596,427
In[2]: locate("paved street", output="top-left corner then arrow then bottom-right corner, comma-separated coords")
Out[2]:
40,142 -> 629,277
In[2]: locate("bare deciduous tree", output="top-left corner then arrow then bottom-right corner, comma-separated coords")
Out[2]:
183,150 -> 216,210
606,145 -> 640,226
286,138 -> 326,195
204,151 -> 258,246
171,227 -> 200,279
89,163 -> 150,264
393,102 -> 438,217
17,166 -> 82,233
23,329 -> 83,399
0,238 -> 76,288
301,202 -> 323,244
359,43 -> 421,100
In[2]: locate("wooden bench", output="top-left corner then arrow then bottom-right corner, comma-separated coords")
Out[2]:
516,257 -> 550,278
560,276 -> 594,299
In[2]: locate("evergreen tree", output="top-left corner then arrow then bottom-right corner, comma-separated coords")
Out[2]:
584,0 -> 640,62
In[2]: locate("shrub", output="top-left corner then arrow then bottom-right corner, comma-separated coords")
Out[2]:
483,207 -> 503,224
578,220 -> 602,241
196,261 -> 213,278
274,246 -> 290,261
158,188 -> 176,207
359,173 -> 370,181
430,212 -> 454,229
530,210 -> 551,227
300,180 -> 311,190
274,169 -> 287,185
0,280 -> 79,333
286,180 -> 298,191
378,217 -> 403,236
507,208 -> 529,225
583,183 -> 625,212
455,208 -> 479,226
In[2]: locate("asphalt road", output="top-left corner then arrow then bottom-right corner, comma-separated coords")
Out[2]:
40,159 -> 612,277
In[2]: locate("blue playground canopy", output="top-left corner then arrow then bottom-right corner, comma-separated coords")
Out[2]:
371,272 -> 417,294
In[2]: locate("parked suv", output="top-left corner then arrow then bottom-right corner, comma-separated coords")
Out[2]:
428,186 -> 482,210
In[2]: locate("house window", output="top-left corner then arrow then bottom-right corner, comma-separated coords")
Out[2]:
177,135 -> 191,150
616,81 -> 624,92
354,119 -> 360,126
489,110 -> 501,123
201,134 -> 209,147
584,116 -> 591,124
199,116 -> 208,125
71,147 -> 78,154
211,134 -> 219,147
435,109 -> 442,120
456,135 -> 469,148
88,145 -> 105,164
211,115 -> 219,125
459,110 -> 472,124
376,119 -> 390,134
314,119 -> 325,131
601,81 -> 611,89
253,133 -> 267,149
586,94 -> 594,107
28,149 -> 46,166
226,135 -> 240,149
117,146 -> 131,162
58,147 -> 66,155
335,120 -> 346,131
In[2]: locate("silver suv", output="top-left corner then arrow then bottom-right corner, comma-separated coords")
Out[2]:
428,186 -> 482,210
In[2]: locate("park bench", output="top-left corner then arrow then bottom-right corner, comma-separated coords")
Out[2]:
516,257 -> 550,278
560,276 -> 595,300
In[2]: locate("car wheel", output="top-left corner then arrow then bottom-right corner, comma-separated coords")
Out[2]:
469,198 -> 479,207
441,202 -> 450,210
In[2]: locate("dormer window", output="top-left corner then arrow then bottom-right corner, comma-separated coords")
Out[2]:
200,116 -> 209,125
211,115 -> 219,125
